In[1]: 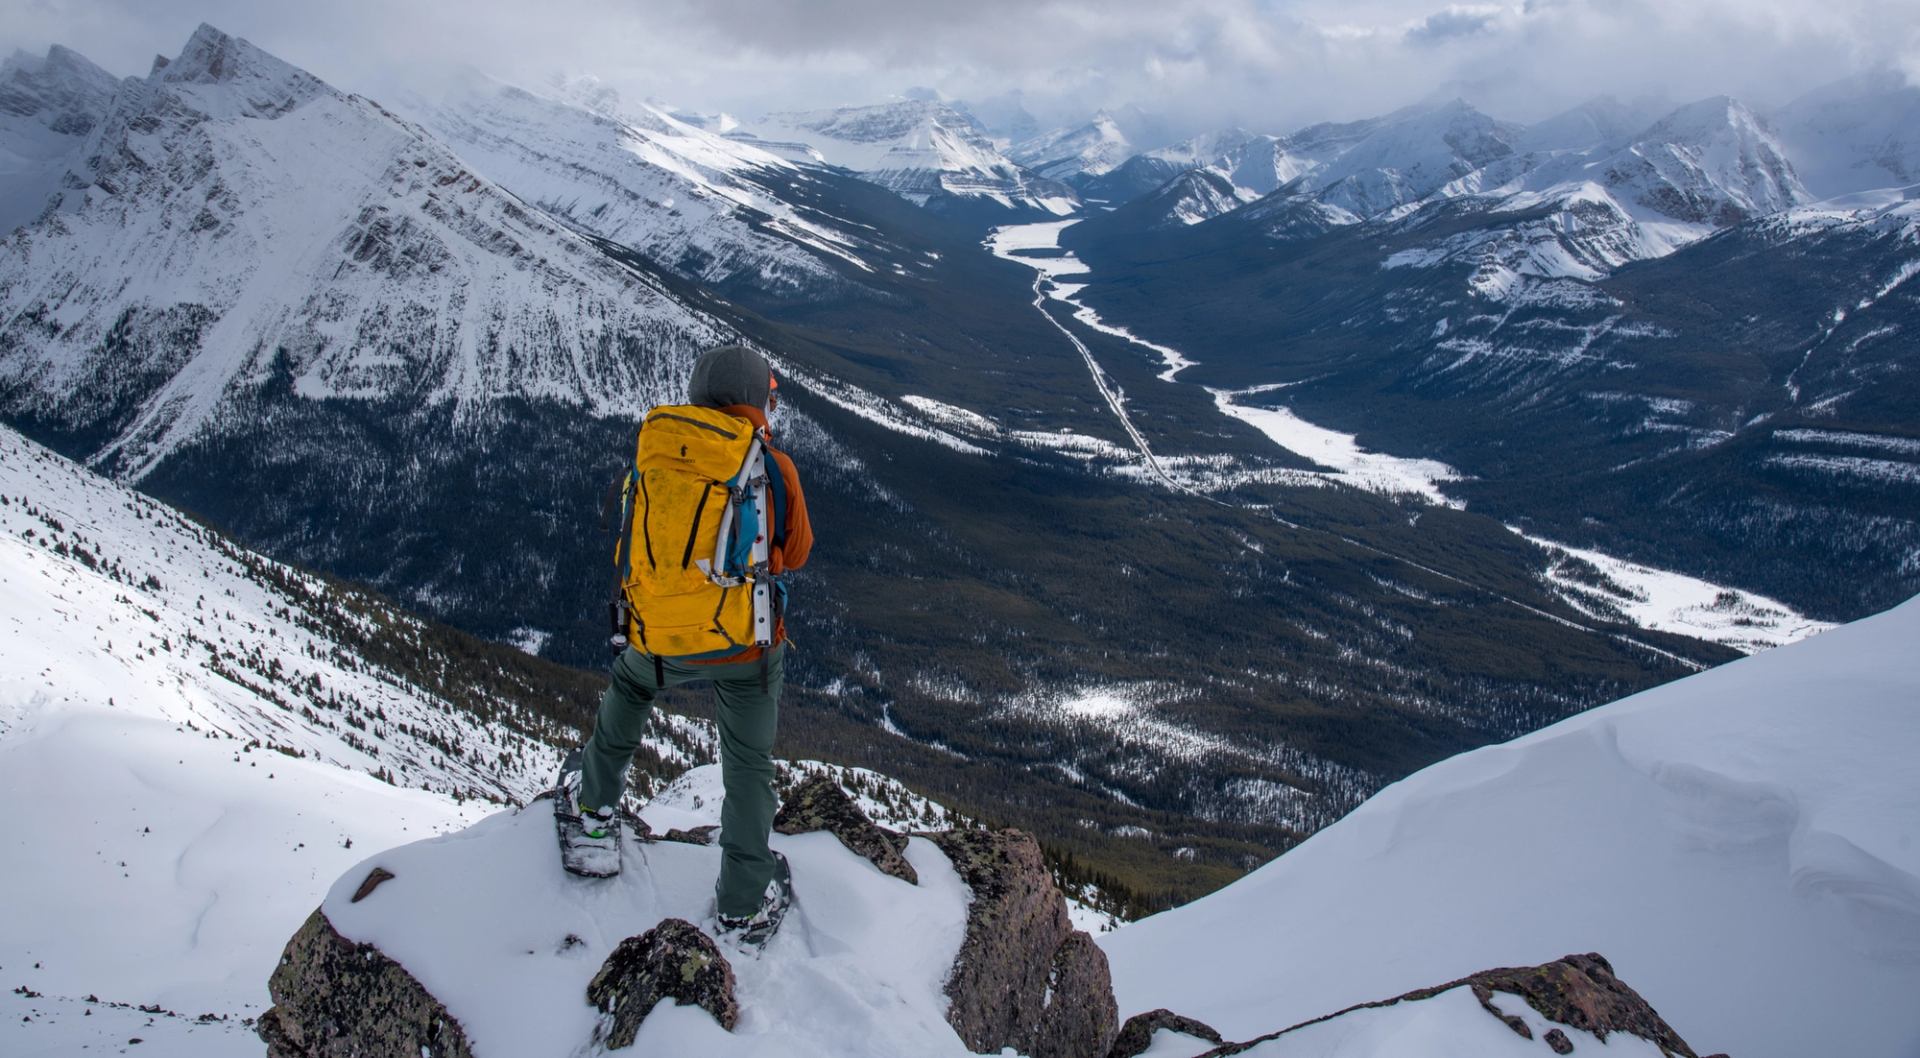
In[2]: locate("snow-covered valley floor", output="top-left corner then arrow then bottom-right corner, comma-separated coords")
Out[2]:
986,219 -> 1831,655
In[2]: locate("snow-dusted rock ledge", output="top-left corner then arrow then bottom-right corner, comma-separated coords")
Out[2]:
1166,952 -> 1721,1058
258,773 -> 1118,1057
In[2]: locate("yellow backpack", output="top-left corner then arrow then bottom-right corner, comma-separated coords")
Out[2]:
608,405 -> 775,658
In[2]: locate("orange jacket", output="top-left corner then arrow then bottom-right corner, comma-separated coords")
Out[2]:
688,404 -> 810,664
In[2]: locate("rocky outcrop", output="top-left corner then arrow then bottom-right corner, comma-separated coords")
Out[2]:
1202,952 -> 1710,1058
1107,1009 -> 1225,1058
659,824 -> 718,846
773,773 -> 918,884
256,907 -> 475,1058
259,812 -> 1117,1056
927,827 -> 1119,1058
587,918 -> 739,1046
1458,953 -> 1702,1057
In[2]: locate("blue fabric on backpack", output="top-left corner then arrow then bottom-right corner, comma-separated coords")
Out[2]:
765,447 -> 789,550
726,499 -> 759,575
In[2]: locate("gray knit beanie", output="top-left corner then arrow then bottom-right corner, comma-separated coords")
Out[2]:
686,344 -> 771,410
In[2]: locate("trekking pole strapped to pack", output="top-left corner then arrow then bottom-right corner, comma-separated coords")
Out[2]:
608,468 -> 639,655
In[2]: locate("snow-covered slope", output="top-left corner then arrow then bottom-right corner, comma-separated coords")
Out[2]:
1083,128 -> 1310,205
1290,99 -> 1525,219
0,421 -> 686,1043
1105,167 -> 1261,230
0,419 -> 1029,1056
306,782 -> 979,1058
410,73 -> 878,293
1774,70 -> 1920,199
1593,96 -> 1807,224
749,99 -> 1075,215
1100,595 -> 1920,1058
1007,110 -> 1133,184
0,25 -> 728,478
0,44 -> 119,235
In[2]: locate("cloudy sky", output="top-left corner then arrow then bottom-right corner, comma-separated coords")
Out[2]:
6,0 -> 1917,137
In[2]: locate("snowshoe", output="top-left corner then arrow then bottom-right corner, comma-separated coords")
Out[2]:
716,851 -> 793,950
553,749 -> 620,878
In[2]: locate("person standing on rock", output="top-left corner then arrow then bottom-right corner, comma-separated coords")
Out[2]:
555,343 -> 813,948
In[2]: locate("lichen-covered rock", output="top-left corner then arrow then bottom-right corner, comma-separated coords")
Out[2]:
927,827 -> 1118,1058
256,908 -> 475,1058
1462,953 -> 1700,1056
1107,1008 -> 1225,1058
587,917 -> 739,1046
1035,930 -> 1122,1058
659,824 -> 718,846
773,773 -> 918,884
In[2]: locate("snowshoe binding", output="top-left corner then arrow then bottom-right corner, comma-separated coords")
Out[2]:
716,851 -> 794,951
553,749 -> 620,878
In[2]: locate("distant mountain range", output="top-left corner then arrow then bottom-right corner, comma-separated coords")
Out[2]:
1,23 -> 1908,910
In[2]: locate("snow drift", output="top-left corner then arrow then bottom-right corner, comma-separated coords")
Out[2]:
1101,595 -> 1920,1058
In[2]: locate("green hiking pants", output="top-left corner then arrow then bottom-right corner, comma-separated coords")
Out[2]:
581,644 -> 785,919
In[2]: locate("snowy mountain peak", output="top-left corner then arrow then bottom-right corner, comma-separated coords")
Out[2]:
1,26 -> 729,475
1294,97 -> 1524,218
1113,167 -> 1261,230
1645,94 -> 1762,142
767,98 -> 988,146
0,42 -> 118,127
751,99 -> 1073,216
1008,112 -> 1134,182
1613,94 -> 1808,222
156,23 -> 327,111
0,41 -> 120,232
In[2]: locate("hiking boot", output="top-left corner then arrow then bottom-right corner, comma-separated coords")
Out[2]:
554,749 -> 620,878
716,852 -> 793,949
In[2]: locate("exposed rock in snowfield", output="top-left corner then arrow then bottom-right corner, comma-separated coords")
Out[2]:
928,827 -> 1120,1058
1190,953 -> 1711,1058
774,771 -> 919,885
257,906 -> 476,1058
256,780 -> 1119,1058
587,918 -> 741,1044
1107,1008 -> 1225,1058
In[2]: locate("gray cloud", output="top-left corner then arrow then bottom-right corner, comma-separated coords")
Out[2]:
1406,6 -> 1506,46
3,0 -> 1915,140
